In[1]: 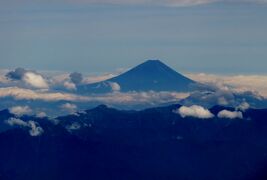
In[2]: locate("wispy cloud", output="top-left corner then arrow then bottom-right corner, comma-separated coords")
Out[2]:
0,87 -> 90,102
5,118 -> 44,136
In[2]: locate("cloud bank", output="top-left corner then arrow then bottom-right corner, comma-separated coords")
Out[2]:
187,73 -> 267,98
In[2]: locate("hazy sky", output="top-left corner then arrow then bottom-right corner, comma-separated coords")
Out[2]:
0,0 -> 267,74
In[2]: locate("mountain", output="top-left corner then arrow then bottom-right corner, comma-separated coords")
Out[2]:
77,60 -> 196,93
1,104 -> 267,180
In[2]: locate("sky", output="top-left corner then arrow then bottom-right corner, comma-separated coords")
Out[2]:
0,0 -> 267,74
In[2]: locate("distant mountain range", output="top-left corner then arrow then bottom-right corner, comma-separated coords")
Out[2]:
1,104 -> 267,180
77,60 -> 196,93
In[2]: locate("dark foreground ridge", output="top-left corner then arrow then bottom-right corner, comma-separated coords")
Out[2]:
1,104 -> 267,180
77,60 -> 196,93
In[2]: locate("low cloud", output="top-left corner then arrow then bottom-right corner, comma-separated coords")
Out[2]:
36,112 -> 47,118
64,81 -> 77,91
83,73 -> 118,84
28,121 -> 44,136
237,102 -> 250,112
0,87 -> 90,102
5,118 -> 44,136
6,68 -> 49,89
0,87 -> 189,106
23,72 -> 49,89
108,82 -> 121,92
6,117 -> 28,126
61,103 -> 77,113
9,106 -> 33,116
217,110 -> 243,119
174,105 -> 214,119
66,122 -> 81,131
187,73 -> 267,98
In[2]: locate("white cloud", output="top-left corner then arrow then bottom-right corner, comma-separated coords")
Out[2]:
217,110 -> 243,119
237,102 -> 250,112
175,105 -> 214,119
28,120 -> 44,136
187,73 -> 267,98
0,87 -> 91,102
5,117 -> 28,126
0,87 -> 189,106
23,72 -> 49,89
108,82 -> 121,92
9,106 -> 33,116
5,118 -> 44,136
64,81 -> 77,90
36,112 -> 47,118
61,103 -> 77,113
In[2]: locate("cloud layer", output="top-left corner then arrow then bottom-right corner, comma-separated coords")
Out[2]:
187,73 -> 267,98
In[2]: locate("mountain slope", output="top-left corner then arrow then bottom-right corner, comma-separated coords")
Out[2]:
78,60 -> 196,93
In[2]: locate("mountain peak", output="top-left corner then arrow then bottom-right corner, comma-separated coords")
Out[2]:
143,59 -> 162,63
138,59 -> 165,67
78,60 -> 196,93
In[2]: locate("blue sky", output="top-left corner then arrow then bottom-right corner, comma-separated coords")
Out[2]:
0,0 -> 267,74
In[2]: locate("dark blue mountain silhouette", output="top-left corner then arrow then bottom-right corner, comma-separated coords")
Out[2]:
1,104 -> 267,180
78,60 -> 196,93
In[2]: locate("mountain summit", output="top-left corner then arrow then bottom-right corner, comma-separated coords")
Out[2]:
78,60 -> 196,93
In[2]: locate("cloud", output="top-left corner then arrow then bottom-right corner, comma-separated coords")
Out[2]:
61,103 -> 77,113
5,118 -> 44,136
217,110 -> 243,119
175,105 -> 214,119
9,106 -> 33,116
36,112 -> 47,118
66,122 -> 81,131
5,117 -> 28,126
64,81 -> 77,90
70,72 -> 83,85
28,120 -> 44,136
23,72 -> 49,89
6,68 -> 49,89
0,86 -> 190,106
108,82 -> 121,92
186,73 -> 267,98
237,102 -> 250,112
0,87 -> 91,102
83,73 -> 118,84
